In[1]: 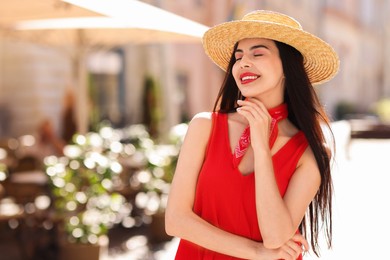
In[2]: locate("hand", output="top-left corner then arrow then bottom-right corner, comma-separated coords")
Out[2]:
236,98 -> 271,148
276,233 -> 309,260
253,233 -> 309,260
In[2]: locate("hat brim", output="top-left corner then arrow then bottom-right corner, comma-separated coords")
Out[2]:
202,20 -> 340,85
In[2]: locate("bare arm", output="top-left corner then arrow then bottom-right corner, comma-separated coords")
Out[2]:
253,143 -> 320,249
165,112 -> 308,259
237,99 -> 321,249
165,113 -> 260,258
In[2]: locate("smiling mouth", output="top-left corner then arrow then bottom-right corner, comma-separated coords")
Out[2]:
240,75 -> 259,84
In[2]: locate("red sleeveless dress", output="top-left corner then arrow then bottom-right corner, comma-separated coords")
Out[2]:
175,111 -> 309,260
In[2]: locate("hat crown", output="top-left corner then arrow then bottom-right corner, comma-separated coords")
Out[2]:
242,10 -> 302,30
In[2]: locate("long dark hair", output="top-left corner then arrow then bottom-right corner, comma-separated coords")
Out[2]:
213,41 -> 333,256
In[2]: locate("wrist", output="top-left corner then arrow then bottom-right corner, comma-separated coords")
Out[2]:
249,241 -> 265,259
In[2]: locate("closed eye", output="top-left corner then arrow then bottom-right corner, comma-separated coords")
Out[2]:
254,54 -> 263,57
234,54 -> 243,61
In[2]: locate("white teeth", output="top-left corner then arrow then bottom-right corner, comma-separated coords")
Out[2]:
241,75 -> 258,81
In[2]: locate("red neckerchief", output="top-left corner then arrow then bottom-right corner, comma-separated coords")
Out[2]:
232,103 -> 288,168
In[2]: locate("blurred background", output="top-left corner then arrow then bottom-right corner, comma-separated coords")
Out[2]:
0,0 -> 389,259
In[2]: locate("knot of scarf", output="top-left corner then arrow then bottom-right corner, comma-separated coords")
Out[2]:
232,103 -> 288,168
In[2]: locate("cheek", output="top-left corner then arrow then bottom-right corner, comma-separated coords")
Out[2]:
265,61 -> 283,80
232,65 -> 240,82
274,60 -> 284,76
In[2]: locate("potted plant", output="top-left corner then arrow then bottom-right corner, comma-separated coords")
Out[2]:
130,123 -> 188,243
44,126 -> 131,260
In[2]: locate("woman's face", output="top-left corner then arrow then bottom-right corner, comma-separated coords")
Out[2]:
232,38 -> 285,105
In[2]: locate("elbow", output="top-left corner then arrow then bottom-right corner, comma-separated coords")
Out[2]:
260,218 -> 297,249
165,206 -> 187,237
164,209 -> 177,237
165,206 -> 195,238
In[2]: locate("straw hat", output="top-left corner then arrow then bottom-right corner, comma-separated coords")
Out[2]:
202,10 -> 339,85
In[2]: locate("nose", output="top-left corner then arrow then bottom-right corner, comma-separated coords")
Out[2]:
239,54 -> 252,68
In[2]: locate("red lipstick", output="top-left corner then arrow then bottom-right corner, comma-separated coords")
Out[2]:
240,72 -> 259,84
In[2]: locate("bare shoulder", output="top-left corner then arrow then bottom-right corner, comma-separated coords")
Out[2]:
298,145 -> 317,168
192,111 -> 213,121
298,141 -> 332,167
296,145 -> 321,184
189,112 -> 213,129
183,112 -> 213,146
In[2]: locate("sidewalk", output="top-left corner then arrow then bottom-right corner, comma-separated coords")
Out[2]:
105,235 -> 179,260
305,124 -> 390,259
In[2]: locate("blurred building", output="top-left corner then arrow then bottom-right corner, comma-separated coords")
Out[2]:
161,0 -> 390,121
123,0 -> 390,133
0,0 -> 389,139
0,40 -> 71,138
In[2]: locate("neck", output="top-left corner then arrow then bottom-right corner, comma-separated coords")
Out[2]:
250,95 -> 284,110
252,86 -> 285,109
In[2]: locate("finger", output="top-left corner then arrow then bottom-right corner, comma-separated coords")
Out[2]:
285,239 -> 303,256
280,244 -> 297,259
279,245 -> 296,260
236,107 -> 259,126
244,98 -> 272,124
237,99 -> 264,113
236,106 -> 254,118
236,100 -> 262,117
292,233 -> 309,252
236,105 -> 264,123
245,98 -> 272,119
237,100 -> 268,123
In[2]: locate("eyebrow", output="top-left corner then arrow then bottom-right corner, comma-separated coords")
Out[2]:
235,44 -> 269,53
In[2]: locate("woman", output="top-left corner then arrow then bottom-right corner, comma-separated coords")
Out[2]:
165,10 -> 339,260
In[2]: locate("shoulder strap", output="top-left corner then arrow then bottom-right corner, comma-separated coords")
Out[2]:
204,112 -> 226,157
284,131 -> 309,170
